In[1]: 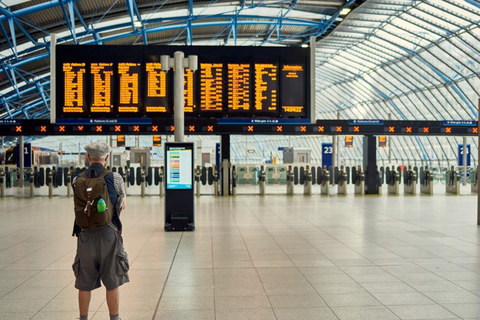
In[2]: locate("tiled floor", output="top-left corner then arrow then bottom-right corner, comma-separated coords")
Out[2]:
0,193 -> 480,320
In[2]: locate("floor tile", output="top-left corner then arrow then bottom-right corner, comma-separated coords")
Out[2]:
331,306 -> 400,320
274,307 -> 339,320
389,304 -> 459,319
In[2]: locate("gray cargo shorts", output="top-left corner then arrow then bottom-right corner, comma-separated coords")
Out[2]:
72,225 -> 130,291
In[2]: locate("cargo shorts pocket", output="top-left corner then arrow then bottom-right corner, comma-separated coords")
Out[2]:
116,253 -> 129,276
72,257 -> 80,277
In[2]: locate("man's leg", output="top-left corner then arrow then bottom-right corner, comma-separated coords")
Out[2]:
78,290 -> 91,319
106,287 -> 120,319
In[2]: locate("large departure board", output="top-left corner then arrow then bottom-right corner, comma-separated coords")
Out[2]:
254,63 -> 278,116
184,69 -> 196,113
227,63 -> 250,114
56,46 -> 310,120
62,62 -> 86,113
118,62 -> 141,113
145,62 -> 169,115
90,62 -> 114,113
280,63 -> 305,118
200,63 -> 223,112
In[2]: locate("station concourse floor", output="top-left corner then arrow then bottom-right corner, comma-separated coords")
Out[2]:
1,194 -> 480,320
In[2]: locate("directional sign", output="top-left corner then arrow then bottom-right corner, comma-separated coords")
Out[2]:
322,143 -> 333,168
458,144 -> 471,166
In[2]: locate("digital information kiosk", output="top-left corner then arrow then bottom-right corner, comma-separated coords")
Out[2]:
164,142 -> 195,231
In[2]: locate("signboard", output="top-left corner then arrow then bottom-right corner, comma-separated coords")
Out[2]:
56,45 -> 309,120
166,145 -> 193,189
117,135 -> 125,147
349,119 -> 384,126
444,120 -> 476,127
345,136 -> 353,148
458,144 -> 471,166
379,136 -> 387,147
322,142 -> 333,168
164,142 -> 194,231
15,143 -> 32,167
153,135 -> 162,147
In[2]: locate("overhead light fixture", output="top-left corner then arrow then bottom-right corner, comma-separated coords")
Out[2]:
301,44 -> 308,48
340,8 -> 351,16
133,20 -> 142,28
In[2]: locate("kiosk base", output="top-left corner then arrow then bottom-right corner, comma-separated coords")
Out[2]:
165,216 -> 195,231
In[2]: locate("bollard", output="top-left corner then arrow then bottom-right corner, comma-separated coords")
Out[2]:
232,166 -> 237,196
286,165 -> 294,195
304,165 -> 312,195
159,166 -> 164,197
337,165 -> 347,195
259,165 -> 266,195
195,165 -> 202,197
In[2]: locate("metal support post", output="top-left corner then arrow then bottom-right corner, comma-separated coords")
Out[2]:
463,136 -> 467,186
19,135 -> 24,187
304,165 -> 312,195
363,135 -> 378,194
286,165 -> 294,195
48,170 -> 53,198
29,170 -> 34,197
232,165 -> 237,196
67,169 -> 72,197
259,165 -> 266,195
213,165 -> 219,196
337,165 -> 347,195
195,165 -> 201,197
141,167 -> 146,198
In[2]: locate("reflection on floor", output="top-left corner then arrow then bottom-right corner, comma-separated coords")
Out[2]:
0,194 -> 479,320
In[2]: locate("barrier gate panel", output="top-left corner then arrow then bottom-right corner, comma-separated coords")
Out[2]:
311,167 -> 316,185
278,167 -> 287,184
299,167 -> 305,185
266,167 -> 276,184
249,167 -> 259,185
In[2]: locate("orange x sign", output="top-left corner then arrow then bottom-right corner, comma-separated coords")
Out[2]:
15,126 -> 22,132
59,126 -> 65,132
40,126 -> 47,132
445,127 -> 451,134
406,127 -> 412,133
353,126 -> 360,133
336,126 -> 342,133
77,126 -> 84,131
133,126 -> 140,132
170,125 -> 175,132
388,126 -> 395,133
423,127 -> 429,133
96,126 -> 103,132
473,127 -> 478,134
277,126 -> 283,132
247,126 -> 254,132
300,126 -> 306,132
318,126 -> 324,132
207,126 -> 214,132
152,126 -> 158,132
115,126 -> 121,132
189,126 -> 195,132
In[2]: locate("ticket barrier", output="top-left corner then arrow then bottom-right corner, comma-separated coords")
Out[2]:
320,167 -> 330,195
47,167 -> 54,198
404,166 -> 417,195
304,165 -> 312,195
352,166 -> 365,195
195,165 -> 202,197
0,168 -> 5,197
232,166 -> 237,196
446,166 -> 460,195
387,166 -> 400,195
286,165 -> 294,195
140,166 -> 147,197
66,168 -> 73,197
420,166 -> 434,195
259,165 -> 266,195
472,168 -> 478,193
24,168 -> 34,197
213,165 -> 219,196
337,165 -> 348,195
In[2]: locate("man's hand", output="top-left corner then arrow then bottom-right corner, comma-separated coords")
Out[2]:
120,198 -> 126,211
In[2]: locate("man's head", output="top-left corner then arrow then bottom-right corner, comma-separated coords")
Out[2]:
84,141 -> 111,164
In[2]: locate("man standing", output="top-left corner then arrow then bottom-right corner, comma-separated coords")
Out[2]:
72,141 -> 128,320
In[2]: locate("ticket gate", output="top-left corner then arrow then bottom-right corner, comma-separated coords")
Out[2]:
446,166 -> 460,195
195,165 -> 202,197
420,166 -> 434,195
404,166 -> 417,195
352,166 -> 365,195
286,165 -> 294,195
387,166 -> 400,195
232,166 -> 237,196
320,167 -> 330,195
0,168 -> 5,198
259,165 -> 266,195
213,165 -> 219,196
337,165 -> 347,195
472,167 -> 478,193
304,165 -> 312,195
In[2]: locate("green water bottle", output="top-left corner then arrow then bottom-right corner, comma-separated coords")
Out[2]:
97,198 -> 106,213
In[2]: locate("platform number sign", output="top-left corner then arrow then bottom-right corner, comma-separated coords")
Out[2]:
15,143 -> 32,167
322,143 -> 333,168
458,144 -> 471,166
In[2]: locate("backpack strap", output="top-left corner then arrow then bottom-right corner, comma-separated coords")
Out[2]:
99,170 -> 110,179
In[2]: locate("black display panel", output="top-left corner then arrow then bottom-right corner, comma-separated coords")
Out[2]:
280,61 -> 305,118
56,45 -> 310,120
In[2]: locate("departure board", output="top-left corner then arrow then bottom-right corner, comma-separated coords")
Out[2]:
184,68 -> 196,113
227,63 -> 250,114
62,62 -> 86,113
56,45 -> 310,120
280,63 -> 305,118
200,63 -> 223,112
145,62 -> 169,114
90,62 -> 114,113
118,62 -> 141,113
254,63 -> 278,116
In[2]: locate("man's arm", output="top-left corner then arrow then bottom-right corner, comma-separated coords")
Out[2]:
113,172 -> 126,210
